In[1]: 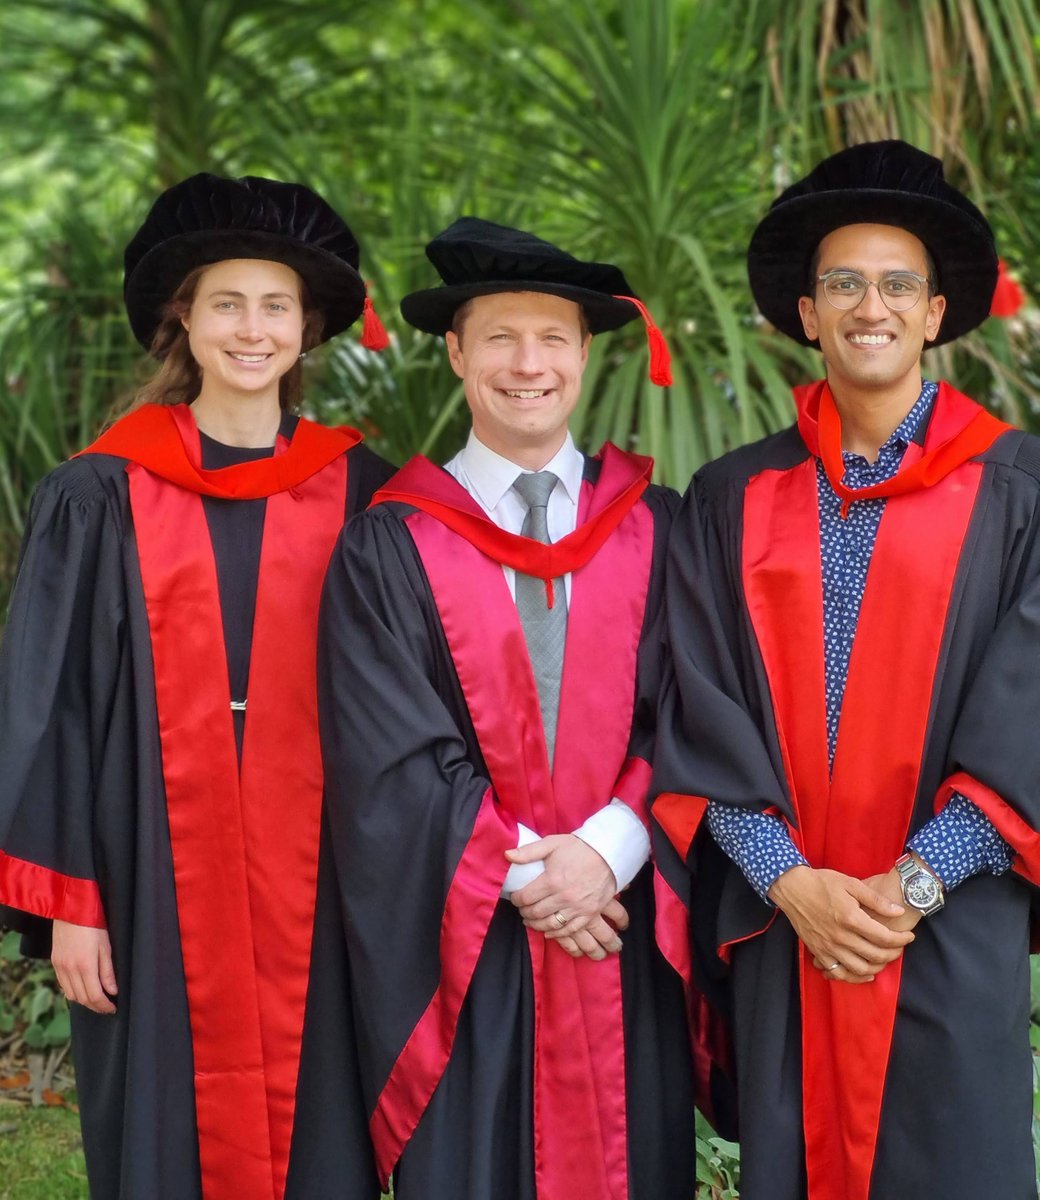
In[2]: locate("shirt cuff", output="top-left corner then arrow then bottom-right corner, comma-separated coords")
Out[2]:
500,823 -> 546,897
572,799 -> 650,892
907,791 -> 1014,892
706,802 -> 808,903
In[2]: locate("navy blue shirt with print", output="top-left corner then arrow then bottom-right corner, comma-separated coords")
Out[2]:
707,381 -> 1012,901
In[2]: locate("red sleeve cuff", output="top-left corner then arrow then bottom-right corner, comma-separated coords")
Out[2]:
937,771 -> 1040,885
612,756 -> 653,827
0,850 -> 105,928
651,792 -> 708,861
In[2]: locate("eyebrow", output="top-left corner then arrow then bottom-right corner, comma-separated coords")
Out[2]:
488,324 -> 575,335
821,265 -> 921,275
205,289 -> 298,301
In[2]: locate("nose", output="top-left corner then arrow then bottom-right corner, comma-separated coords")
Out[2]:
851,281 -> 889,321
235,306 -> 265,341
511,336 -> 545,375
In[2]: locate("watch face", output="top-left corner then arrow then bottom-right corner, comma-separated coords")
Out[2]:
905,872 -> 940,910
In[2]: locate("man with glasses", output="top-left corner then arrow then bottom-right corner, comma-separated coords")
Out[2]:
654,141 -> 1040,1199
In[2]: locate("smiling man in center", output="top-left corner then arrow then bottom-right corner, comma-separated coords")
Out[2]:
316,218 -> 701,1199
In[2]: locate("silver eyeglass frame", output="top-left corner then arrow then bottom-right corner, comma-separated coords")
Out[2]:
815,269 -> 932,312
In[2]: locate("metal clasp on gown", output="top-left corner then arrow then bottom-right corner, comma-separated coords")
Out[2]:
229,700 -> 247,712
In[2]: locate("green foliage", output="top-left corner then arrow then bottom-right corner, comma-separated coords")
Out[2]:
0,0 -> 1037,518
0,932 -> 70,1055
695,1110 -> 741,1197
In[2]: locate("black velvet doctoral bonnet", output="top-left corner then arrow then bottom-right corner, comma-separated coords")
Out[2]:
400,218 -> 643,335
747,140 -> 997,348
124,173 -> 368,351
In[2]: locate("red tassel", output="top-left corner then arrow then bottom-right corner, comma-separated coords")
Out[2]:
613,295 -> 672,387
545,578 -> 555,609
361,294 -> 390,351
990,259 -> 1025,319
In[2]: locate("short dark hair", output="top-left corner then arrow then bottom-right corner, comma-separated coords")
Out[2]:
805,239 -> 938,297
450,294 -> 590,345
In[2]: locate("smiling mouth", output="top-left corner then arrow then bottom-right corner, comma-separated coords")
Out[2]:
502,388 -> 550,399
227,352 -> 272,363
846,333 -> 895,346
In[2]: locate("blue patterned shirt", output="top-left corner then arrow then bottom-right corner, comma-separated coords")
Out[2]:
708,381 -> 1013,901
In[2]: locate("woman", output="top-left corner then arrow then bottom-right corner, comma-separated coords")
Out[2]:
0,174 -> 393,1199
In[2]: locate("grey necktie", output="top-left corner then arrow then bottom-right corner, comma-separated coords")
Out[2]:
512,471 -> 568,765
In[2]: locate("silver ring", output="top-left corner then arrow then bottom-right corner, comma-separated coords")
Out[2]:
553,911 -> 568,928
824,962 -> 841,972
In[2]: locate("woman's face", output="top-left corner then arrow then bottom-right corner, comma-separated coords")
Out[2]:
181,259 -> 305,402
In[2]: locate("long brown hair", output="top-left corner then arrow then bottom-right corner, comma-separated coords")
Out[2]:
131,263 -> 325,413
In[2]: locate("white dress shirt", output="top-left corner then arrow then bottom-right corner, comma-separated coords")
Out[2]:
444,431 -> 651,895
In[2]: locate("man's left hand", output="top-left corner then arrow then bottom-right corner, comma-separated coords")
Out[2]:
861,868 -> 924,933
811,867 -> 923,975
508,834 -> 618,936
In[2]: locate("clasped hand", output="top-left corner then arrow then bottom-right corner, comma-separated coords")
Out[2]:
768,865 -> 921,984
507,834 -> 628,961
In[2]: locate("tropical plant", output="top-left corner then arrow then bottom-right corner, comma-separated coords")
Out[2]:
756,0 -> 1040,424
450,0 -> 814,483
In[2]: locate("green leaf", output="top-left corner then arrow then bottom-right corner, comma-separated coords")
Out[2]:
27,985 -> 54,1025
23,1022 -> 46,1049
43,1009 -> 71,1045
1,930 -> 23,961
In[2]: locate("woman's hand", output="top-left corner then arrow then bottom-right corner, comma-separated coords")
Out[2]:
51,920 -> 118,1014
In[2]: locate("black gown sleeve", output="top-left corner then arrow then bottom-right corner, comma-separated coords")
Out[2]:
653,468 -> 791,820
317,504 -> 519,1106
625,484 -> 680,766
0,457 -> 128,933
942,447 -> 1040,874
345,442 -> 397,515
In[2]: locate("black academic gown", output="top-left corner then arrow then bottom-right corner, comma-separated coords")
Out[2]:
0,412 -> 393,1200
654,384 -> 1040,1200
318,450 -> 698,1200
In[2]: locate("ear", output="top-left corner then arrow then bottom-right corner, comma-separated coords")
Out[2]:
797,295 -> 818,342
924,293 -> 947,343
579,333 -> 591,367
445,330 -> 465,381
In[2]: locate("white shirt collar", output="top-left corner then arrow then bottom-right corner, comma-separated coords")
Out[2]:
457,430 -> 584,511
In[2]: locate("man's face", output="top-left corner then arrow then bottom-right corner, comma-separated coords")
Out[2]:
797,223 -> 946,396
445,291 -> 590,465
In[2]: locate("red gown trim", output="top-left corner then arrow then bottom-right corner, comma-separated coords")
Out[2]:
795,379 -> 1010,511
368,785 -> 518,1186
372,443 -> 651,584
938,772 -> 1040,886
743,387 -> 991,1200
653,792 -> 708,862
113,412 -> 347,1200
81,403 -> 359,499
0,850 -> 105,928
370,450 -> 655,1200
611,756 -> 653,826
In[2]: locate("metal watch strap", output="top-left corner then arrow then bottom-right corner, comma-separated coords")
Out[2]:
895,852 -> 945,915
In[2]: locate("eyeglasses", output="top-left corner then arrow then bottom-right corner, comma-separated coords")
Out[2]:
815,269 -> 932,312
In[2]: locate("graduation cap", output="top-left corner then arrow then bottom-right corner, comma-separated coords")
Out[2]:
123,173 -> 388,353
747,140 -> 997,348
400,218 -> 671,386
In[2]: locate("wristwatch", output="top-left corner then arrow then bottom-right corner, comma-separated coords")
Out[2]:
894,853 -> 945,916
